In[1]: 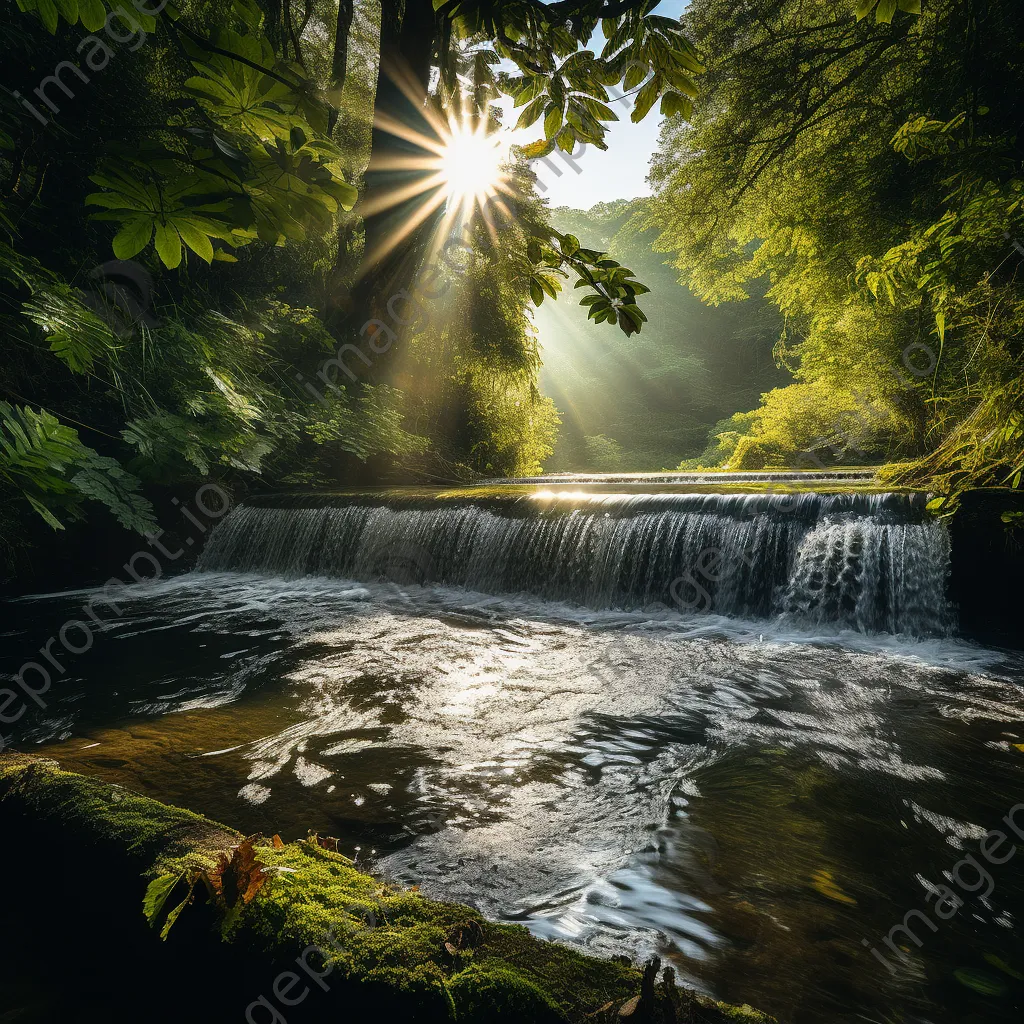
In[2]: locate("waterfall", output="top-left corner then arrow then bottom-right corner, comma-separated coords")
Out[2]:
196,492 -> 952,637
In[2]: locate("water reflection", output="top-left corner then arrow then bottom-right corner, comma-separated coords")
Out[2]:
2,572 -> 1023,1023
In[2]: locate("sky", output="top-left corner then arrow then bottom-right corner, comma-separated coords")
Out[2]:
503,0 -> 690,212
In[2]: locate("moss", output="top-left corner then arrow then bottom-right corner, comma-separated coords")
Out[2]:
231,840 -> 637,1020
449,964 -> 565,1023
0,752 -> 236,878
703,1000 -> 777,1022
0,753 -> 780,1024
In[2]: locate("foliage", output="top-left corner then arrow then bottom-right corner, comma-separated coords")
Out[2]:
0,401 -> 155,532
536,201 -> 785,472
583,433 -> 625,471
429,9 -> 670,334
1,0 -> 585,567
437,0 -> 704,152
396,203 -> 562,479
646,0 -> 1024,499
527,230 -> 650,336
16,0 -> 163,35
854,0 -> 921,24
85,13 -> 358,268
303,384 -> 429,463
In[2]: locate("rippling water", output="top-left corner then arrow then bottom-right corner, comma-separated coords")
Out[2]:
3,572 -> 1024,1024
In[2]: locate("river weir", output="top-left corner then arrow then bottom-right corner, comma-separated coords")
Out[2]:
198,489 -> 952,637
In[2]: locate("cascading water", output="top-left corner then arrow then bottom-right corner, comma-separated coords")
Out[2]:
197,491 -> 953,636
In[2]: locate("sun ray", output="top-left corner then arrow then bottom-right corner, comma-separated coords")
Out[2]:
359,54 -> 515,270
359,186 -> 451,272
357,173 -> 448,217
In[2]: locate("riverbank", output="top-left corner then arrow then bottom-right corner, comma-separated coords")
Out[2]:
0,753 -> 776,1023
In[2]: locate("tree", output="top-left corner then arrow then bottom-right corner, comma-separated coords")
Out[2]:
0,0 -> 423,561
535,200 -> 786,471
342,0 -> 707,341
645,0 -> 1024,500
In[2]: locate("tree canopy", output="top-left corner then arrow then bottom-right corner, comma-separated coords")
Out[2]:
644,0 -> 1024,504
0,0 -> 691,570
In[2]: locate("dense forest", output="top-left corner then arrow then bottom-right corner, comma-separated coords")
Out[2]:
645,0 -> 1024,493
2,0 -> 1022,579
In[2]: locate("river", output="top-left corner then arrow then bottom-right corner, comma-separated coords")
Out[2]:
2,484 -> 1022,1023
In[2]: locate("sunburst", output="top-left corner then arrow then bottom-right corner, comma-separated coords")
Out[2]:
359,68 -> 516,271
437,116 -> 508,212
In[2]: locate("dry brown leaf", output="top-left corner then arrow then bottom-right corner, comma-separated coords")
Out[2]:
207,837 -> 268,908
307,831 -> 340,853
618,996 -> 640,1018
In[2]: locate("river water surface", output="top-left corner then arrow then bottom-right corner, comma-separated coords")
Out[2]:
4,563 -> 1024,1024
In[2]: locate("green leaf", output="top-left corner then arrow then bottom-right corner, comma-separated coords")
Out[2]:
543,104 -> 563,138
624,63 -> 648,92
160,891 -> 194,941
631,75 -> 662,123
535,274 -> 561,299
27,494 -> 65,530
617,307 -> 643,335
555,126 -> 576,153
36,0 -> 60,32
518,138 -> 555,160
875,0 -> 898,22
154,223 -> 182,269
516,96 -> 546,130
79,0 -> 106,30
176,219 -> 215,263
143,873 -> 185,928
953,968 -> 1008,997
232,0 -> 264,27
983,954 -> 1024,981
52,0 -> 78,23
577,96 -> 618,122
660,91 -> 692,119
855,0 -> 878,20
112,218 -> 154,260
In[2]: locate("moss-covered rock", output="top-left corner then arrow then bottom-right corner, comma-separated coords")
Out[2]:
449,964 -> 565,1023
0,753 -> 780,1024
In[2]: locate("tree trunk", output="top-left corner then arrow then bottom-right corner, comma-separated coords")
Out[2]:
354,0 -> 439,317
324,0 -> 444,386
327,0 -> 355,135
